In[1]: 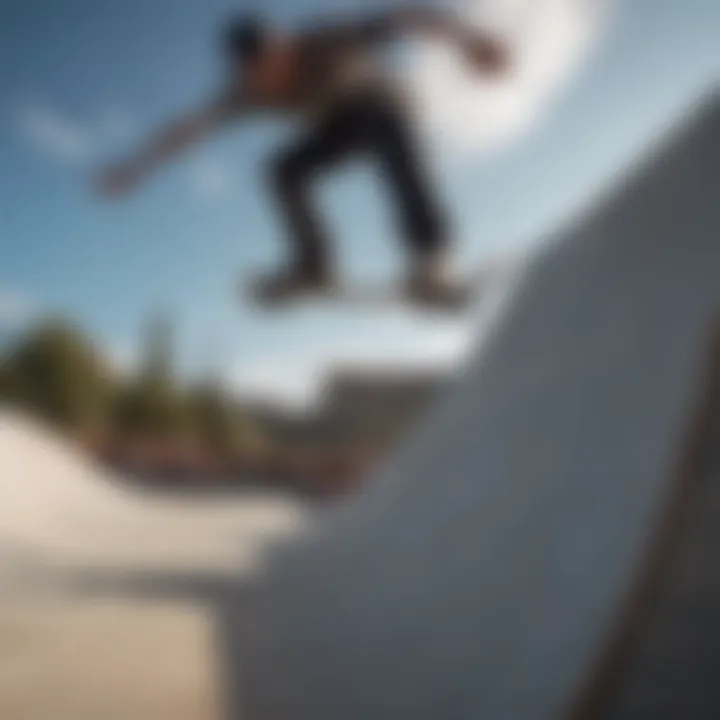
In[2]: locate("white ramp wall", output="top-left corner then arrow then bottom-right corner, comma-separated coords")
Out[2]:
236,91 -> 720,719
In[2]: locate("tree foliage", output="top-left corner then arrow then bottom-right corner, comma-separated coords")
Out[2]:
1,318 -> 114,431
0,314 -> 266,458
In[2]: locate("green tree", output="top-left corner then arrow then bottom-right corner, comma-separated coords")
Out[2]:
2,318 -> 114,431
113,376 -> 193,439
111,312 -> 193,439
0,359 -> 17,403
188,382 -> 234,452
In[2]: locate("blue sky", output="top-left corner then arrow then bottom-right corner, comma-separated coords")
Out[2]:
1,0 -> 718,404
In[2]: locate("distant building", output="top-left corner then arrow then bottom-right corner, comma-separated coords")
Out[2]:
314,367 -> 450,450
242,366 -> 450,452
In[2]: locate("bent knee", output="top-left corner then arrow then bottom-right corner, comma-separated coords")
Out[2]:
405,204 -> 449,251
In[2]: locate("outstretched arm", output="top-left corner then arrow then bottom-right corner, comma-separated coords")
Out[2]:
327,5 -> 511,75
95,88 -> 247,197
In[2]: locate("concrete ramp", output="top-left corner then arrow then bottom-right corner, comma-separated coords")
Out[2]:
0,412 -> 305,578
234,91 -> 720,719
0,414 -> 306,720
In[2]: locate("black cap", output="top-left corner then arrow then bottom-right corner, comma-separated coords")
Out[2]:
223,14 -> 268,62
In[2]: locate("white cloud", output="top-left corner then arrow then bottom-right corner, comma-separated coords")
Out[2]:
232,361 -> 318,410
18,103 -> 96,164
411,0 -> 612,157
0,288 -> 35,328
18,101 -> 139,165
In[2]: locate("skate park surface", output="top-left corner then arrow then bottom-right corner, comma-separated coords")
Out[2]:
0,411 -> 307,719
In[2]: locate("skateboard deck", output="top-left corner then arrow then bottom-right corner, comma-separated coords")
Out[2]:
243,276 -> 481,313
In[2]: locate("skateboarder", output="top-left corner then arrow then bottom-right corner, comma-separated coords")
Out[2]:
96,7 -> 509,304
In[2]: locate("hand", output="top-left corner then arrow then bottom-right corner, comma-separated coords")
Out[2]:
94,161 -> 143,198
463,34 -> 511,77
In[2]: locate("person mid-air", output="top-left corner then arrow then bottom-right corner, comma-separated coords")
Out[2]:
96,7 -> 509,305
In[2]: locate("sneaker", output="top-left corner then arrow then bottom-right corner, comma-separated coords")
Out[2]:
250,267 -> 335,306
405,250 -> 461,304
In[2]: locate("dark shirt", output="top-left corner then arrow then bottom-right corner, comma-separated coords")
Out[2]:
212,14 -> 407,124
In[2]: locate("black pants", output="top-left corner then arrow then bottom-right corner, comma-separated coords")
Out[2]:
268,90 -> 449,277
